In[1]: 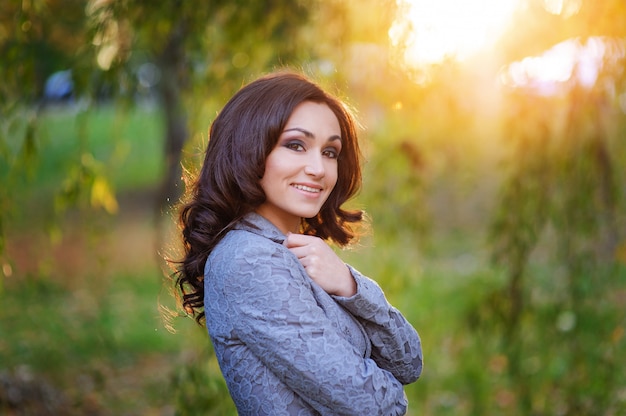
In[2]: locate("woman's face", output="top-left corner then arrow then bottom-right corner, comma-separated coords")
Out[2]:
257,101 -> 342,234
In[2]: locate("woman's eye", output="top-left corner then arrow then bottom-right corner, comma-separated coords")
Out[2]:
285,142 -> 305,152
323,148 -> 339,159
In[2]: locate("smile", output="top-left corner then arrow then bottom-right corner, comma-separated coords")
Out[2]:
292,184 -> 321,193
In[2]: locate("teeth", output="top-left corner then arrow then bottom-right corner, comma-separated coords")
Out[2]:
293,184 -> 321,193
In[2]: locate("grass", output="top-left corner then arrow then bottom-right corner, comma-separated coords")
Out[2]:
0,212 -> 227,414
4,103 -> 164,230
37,103 -> 164,192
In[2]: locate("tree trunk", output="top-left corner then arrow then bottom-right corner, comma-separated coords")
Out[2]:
156,21 -> 188,215
154,21 -> 188,269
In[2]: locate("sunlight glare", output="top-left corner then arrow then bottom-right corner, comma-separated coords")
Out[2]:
499,37 -> 626,96
389,0 -> 521,68
542,0 -> 582,18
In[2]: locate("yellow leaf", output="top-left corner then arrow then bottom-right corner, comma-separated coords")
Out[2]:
612,326 -> 624,344
91,176 -> 119,214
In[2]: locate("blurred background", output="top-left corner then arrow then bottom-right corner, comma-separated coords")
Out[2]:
1,0 -> 625,414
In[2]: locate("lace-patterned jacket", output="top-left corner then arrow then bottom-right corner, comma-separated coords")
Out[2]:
204,213 -> 423,415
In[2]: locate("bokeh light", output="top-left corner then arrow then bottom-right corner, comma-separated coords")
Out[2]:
499,36 -> 626,95
389,0 -> 521,67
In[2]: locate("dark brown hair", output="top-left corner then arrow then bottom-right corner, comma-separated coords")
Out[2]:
175,71 -> 363,323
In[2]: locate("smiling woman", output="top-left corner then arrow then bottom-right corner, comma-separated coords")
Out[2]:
173,71 -> 423,415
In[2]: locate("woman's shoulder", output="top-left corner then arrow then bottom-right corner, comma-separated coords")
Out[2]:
217,228 -> 280,255
205,229 -> 307,302
207,229 -> 291,274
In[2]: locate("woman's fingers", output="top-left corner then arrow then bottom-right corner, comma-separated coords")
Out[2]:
283,233 -> 355,297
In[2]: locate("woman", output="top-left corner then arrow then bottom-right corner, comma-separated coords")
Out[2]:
175,71 -> 422,415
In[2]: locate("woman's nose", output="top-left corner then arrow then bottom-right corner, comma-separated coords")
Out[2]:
304,154 -> 325,178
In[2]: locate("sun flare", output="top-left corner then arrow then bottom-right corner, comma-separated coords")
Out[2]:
389,0 -> 521,67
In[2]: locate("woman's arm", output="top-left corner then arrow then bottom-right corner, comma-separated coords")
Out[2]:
212,238 -> 409,415
334,266 -> 423,385
284,233 -> 422,385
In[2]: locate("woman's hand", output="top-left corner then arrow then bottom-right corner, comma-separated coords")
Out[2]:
284,233 -> 357,297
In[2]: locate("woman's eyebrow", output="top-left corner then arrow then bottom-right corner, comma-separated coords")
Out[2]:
283,127 -> 342,143
283,127 -> 314,138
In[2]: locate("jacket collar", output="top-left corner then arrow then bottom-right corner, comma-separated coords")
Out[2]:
235,212 -> 286,244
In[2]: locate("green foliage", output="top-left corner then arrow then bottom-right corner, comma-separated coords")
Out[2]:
486,65 -> 626,413
360,140 -> 429,258
171,347 -> 237,416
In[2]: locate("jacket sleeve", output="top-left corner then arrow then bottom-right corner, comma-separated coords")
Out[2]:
333,266 -> 423,385
217,241 -> 409,416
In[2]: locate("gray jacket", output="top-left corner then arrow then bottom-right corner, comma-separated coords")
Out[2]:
204,213 -> 422,415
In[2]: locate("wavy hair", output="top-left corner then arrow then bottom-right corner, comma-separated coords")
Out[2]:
175,71 -> 363,323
